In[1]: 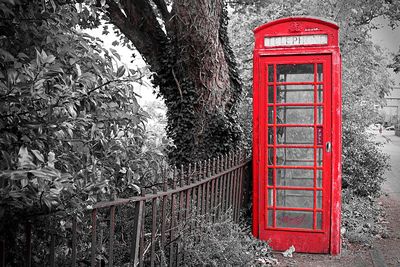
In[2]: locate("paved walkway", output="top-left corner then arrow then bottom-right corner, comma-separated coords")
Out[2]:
275,130 -> 400,266
378,131 -> 400,200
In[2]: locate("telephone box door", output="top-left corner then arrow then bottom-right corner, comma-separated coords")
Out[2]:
258,54 -> 332,253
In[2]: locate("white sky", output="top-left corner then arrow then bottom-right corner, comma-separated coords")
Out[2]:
371,17 -> 400,53
84,25 -> 158,106
371,17 -> 400,85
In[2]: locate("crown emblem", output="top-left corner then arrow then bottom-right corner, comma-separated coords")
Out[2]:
288,22 -> 303,33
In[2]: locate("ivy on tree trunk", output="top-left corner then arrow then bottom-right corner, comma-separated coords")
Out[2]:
105,0 -> 243,164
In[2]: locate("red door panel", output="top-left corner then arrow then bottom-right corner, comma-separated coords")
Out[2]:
258,55 -> 332,253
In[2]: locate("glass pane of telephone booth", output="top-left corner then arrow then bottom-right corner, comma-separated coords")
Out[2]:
276,106 -> 314,124
276,127 -> 314,144
267,61 -> 326,232
276,64 -> 314,82
276,169 -> 314,187
276,210 -> 313,229
276,148 -> 314,166
277,84 -> 314,103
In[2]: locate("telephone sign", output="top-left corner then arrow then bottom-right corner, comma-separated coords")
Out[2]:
252,17 -> 342,255
264,34 -> 328,47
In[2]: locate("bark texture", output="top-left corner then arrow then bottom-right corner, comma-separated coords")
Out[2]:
106,0 -> 242,164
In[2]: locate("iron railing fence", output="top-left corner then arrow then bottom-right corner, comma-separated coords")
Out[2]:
0,150 -> 251,267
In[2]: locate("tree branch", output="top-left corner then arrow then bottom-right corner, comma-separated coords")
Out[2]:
86,78 -> 135,95
105,0 -> 168,72
171,68 -> 183,100
153,0 -> 170,21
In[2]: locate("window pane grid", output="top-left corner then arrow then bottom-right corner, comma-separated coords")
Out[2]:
273,64 -> 277,227
266,62 -> 325,231
266,185 -> 323,191
313,63 -> 318,229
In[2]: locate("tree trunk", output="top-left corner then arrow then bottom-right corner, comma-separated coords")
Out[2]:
106,0 -> 242,164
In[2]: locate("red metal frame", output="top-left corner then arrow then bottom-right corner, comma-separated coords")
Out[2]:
252,17 -> 342,255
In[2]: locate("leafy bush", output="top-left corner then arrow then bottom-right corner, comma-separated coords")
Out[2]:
0,1 -> 166,263
342,190 -> 388,244
179,213 -> 274,266
237,95 -> 253,151
0,1 -> 147,213
342,130 -> 390,197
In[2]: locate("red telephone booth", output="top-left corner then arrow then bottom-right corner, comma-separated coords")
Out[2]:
252,17 -> 342,255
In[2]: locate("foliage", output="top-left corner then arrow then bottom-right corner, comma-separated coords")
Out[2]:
76,0 -> 244,165
389,52 -> 400,73
385,0 -> 400,70
154,2 -> 243,165
179,213 -> 275,266
342,131 -> 390,197
0,0 -> 245,262
341,190 -> 388,244
341,40 -> 392,197
237,96 -> 253,151
228,0 -> 393,197
0,1 -> 169,262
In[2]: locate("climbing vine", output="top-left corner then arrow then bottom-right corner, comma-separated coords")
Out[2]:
151,2 -> 243,164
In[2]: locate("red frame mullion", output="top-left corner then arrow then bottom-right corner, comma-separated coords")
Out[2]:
268,207 -> 323,212
313,63 -> 318,230
264,227 -> 325,233
269,124 -> 321,127
267,165 -> 323,170
267,81 -> 323,86
267,185 -> 323,190
268,144 -> 323,149
272,63 -> 277,228
268,103 -> 323,107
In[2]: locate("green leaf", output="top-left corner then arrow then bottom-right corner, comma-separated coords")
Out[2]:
108,102 -> 119,108
77,3 -> 82,13
128,184 -> 141,194
67,103 -> 77,118
116,65 -> 125,78
47,151 -> 56,168
40,50 -> 47,60
75,63 -> 82,77
29,170 -> 53,180
0,49 -> 15,62
1,150 -> 11,169
17,147 -> 36,170
17,52 -> 29,58
31,150 -> 44,163
7,69 -> 18,84
0,4 -> 14,16
50,0 -> 56,11
42,197 -> 52,209
20,178 -> 28,187
109,48 -> 121,61
44,55 -> 56,64
8,170 -> 27,180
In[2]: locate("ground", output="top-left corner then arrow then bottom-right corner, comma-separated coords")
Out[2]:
275,130 -> 400,267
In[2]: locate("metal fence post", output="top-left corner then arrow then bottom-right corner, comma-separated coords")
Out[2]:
0,239 -> 5,267
130,200 -> 144,267
4,152 -> 251,266
25,222 -> 31,267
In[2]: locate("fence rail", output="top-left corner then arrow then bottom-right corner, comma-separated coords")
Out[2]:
0,150 -> 251,267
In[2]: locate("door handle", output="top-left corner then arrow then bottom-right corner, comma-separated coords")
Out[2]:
326,142 -> 332,153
